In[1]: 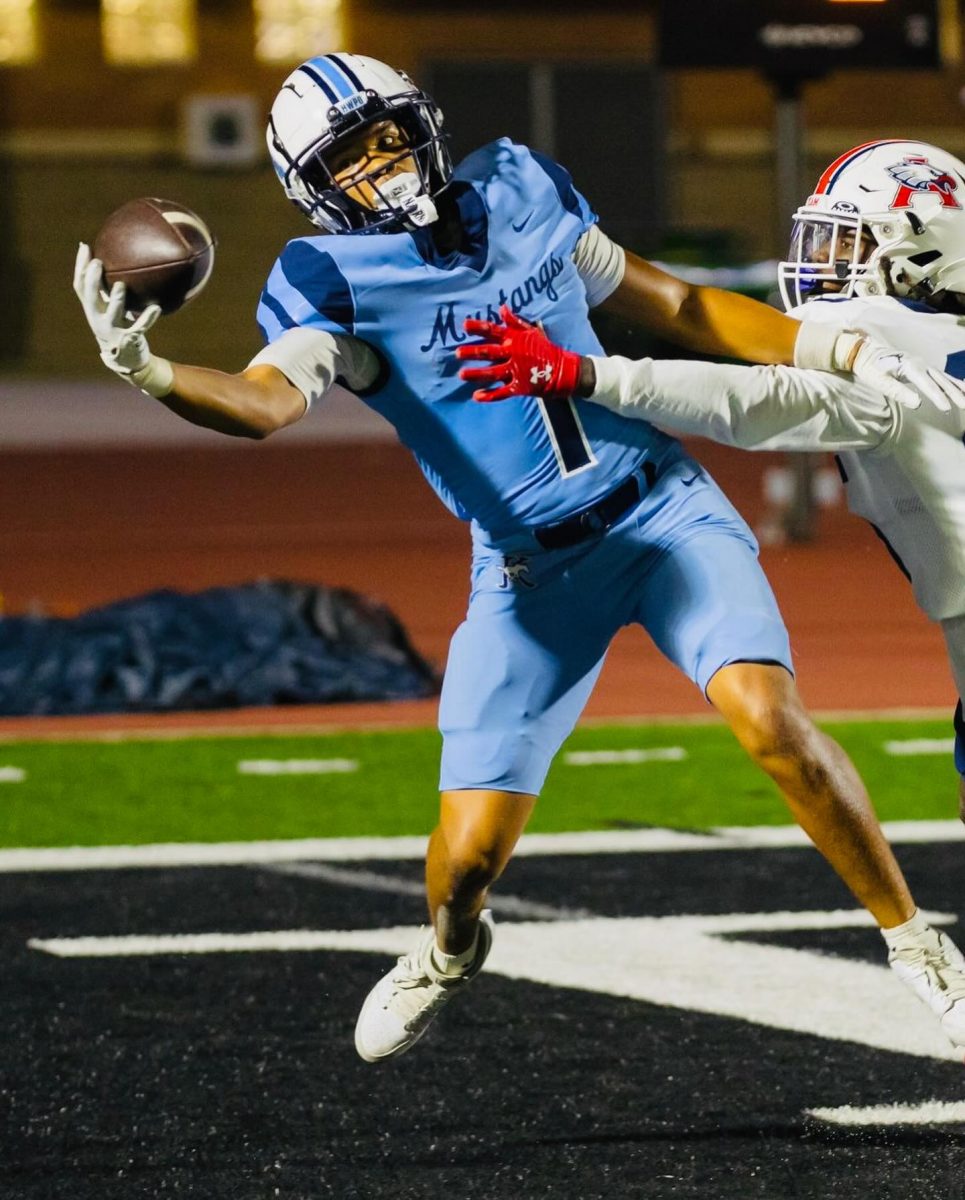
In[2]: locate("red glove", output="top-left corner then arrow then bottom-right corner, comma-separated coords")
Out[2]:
456,304 -> 583,402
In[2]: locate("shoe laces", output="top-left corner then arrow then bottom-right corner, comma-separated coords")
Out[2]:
381,949 -> 454,1028
901,942 -> 965,1005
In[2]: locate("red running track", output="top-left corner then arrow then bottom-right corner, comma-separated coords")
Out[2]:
0,437 -> 953,738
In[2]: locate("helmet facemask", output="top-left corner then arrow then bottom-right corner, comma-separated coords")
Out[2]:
301,100 -> 448,233
778,211 -> 885,310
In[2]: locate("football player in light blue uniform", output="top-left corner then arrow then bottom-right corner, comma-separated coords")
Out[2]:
73,55 -> 944,1066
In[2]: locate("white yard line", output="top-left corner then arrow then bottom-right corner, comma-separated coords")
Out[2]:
0,767 -> 25,782
0,819 -> 962,874
883,738 -> 956,756
807,1101 -> 965,1126
237,759 -> 358,775
563,747 -> 686,766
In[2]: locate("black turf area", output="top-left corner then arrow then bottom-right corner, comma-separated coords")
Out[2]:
2,843 -> 965,1199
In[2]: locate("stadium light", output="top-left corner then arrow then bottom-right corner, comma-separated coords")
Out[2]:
102,0 -> 197,65
0,0 -> 38,65
254,0 -> 343,64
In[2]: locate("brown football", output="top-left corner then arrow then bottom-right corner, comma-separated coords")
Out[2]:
92,197 -> 215,315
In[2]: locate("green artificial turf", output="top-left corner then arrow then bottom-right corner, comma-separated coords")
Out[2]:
0,716 -> 956,849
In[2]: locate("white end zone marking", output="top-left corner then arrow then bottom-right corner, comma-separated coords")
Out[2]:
237,759 -> 358,775
564,747 -> 686,765
0,767 -> 25,782
266,862 -> 589,921
28,908 -> 962,1062
884,739 -> 956,756
0,819 -> 963,873
807,1101 -> 965,1126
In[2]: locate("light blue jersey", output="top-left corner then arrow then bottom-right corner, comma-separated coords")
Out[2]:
258,139 -> 681,540
258,137 -> 792,794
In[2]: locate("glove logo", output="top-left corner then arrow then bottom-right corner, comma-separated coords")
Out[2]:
530,364 -> 553,386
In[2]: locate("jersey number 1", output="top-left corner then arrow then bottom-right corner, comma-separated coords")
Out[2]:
539,397 -> 597,477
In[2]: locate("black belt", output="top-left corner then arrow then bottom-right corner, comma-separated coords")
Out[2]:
533,462 -> 656,550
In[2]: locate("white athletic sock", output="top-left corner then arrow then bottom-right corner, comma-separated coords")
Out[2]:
881,909 -> 941,954
430,927 -> 480,977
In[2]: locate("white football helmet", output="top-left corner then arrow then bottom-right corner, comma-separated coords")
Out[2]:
267,53 -> 451,235
779,139 -> 965,311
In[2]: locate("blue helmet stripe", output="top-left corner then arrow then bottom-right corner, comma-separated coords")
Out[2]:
325,54 -> 365,93
302,56 -> 354,101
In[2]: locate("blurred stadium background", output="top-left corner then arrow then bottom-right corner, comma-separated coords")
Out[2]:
1,0 -> 963,722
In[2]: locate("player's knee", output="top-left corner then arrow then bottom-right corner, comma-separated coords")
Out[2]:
732,688 -> 815,768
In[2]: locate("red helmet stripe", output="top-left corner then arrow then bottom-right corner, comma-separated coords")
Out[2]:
814,139 -> 906,195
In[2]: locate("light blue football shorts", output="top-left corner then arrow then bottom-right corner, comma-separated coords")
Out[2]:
438,456 -> 793,795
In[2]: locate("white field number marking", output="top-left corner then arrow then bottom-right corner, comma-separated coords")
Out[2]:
28,907 -> 961,1063
236,759 -> 359,776
883,738 -> 955,756
564,747 -> 686,766
807,1101 -> 965,1126
0,767 -> 25,783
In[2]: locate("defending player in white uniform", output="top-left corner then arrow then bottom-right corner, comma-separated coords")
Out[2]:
459,139 -> 965,1052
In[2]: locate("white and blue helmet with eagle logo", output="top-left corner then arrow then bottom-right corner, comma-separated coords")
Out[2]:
267,52 -> 452,235
779,139 -> 965,311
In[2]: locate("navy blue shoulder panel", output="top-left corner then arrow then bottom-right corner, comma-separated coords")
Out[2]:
259,289 -> 297,336
897,297 -> 940,314
278,240 -> 356,332
530,150 -> 582,219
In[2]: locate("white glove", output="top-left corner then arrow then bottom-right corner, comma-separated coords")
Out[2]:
73,243 -> 174,398
794,321 -> 965,413
850,338 -> 965,413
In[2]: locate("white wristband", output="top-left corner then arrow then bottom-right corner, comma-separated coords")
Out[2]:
128,356 -> 175,398
793,323 -> 864,373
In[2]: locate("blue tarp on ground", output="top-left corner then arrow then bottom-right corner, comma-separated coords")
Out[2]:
0,580 -> 440,715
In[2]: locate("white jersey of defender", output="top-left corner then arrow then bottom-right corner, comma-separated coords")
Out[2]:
588,295 -> 965,625
788,296 -> 965,623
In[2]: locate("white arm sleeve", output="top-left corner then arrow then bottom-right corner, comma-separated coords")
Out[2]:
572,226 -> 626,308
246,327 -> 381,411
587,354 -> 899,453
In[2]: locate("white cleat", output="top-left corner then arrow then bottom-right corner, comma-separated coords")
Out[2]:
889,929 -> 965,1054
354,910 -> 494,1063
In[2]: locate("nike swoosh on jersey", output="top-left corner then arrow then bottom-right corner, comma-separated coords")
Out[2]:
512,212 -> 535,233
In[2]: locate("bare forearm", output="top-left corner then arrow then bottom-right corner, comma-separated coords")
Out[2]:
602,252 -> 799,366
159,362 -> 306,439
673,286 -> 799,365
